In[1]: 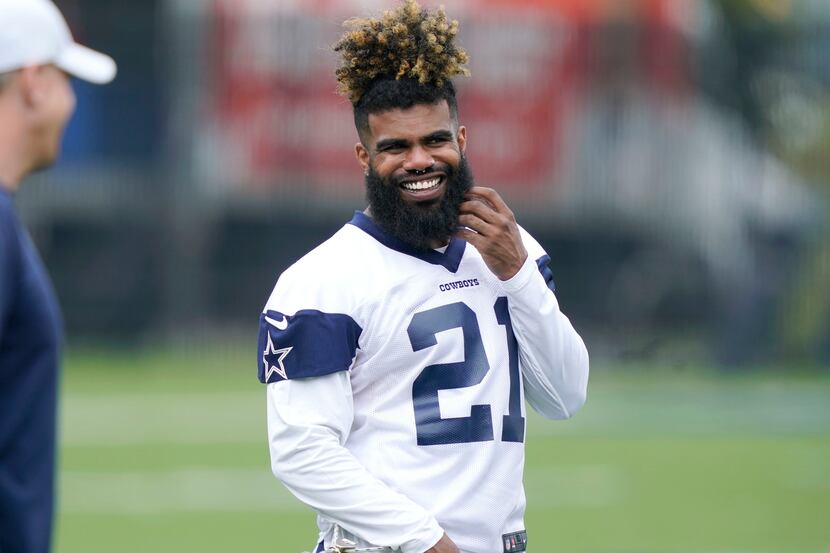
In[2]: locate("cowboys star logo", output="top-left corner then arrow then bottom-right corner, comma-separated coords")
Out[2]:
262,330 -> 292,382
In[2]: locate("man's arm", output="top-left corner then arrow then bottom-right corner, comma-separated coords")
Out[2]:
267,372 -> 449,553
0,211 -> 19,343
457,187 -> 589,419
500,252 -> 589,418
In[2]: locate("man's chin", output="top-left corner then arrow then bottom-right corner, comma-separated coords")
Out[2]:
366,158 -> 473,250
30,150 -> 60,175
409,197 -> 443,210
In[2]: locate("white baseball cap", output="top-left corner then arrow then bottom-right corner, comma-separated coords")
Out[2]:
0,0 -> 116,84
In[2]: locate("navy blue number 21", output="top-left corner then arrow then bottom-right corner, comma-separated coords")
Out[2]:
408,298 -> 524,446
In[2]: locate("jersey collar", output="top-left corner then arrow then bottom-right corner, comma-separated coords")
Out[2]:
348,211 -> 467,273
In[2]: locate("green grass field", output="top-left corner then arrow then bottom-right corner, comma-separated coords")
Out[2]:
55,349 -> 830,553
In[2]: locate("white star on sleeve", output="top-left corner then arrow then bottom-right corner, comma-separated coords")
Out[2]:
262,331 -> 293,381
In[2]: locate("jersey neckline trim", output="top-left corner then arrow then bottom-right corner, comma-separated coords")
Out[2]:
348,211 -> 466,273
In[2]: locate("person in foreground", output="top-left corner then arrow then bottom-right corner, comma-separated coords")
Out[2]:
0,1 -> 116,551
258,2 -> 588,552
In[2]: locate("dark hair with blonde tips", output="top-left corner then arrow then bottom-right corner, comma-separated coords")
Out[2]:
333,0 -> 471,140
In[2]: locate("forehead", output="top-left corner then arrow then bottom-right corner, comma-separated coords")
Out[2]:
366,101 -> 454,143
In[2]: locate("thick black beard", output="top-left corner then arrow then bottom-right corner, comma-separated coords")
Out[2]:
365,157 -> 474,251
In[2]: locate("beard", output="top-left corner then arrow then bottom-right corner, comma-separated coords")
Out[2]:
365,156 -> 474,251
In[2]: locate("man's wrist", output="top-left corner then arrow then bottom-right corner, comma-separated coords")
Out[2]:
500,254 -> 537,293
400,524 -> 445,553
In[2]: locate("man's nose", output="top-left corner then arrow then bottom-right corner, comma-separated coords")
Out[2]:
403,146 -> 434,172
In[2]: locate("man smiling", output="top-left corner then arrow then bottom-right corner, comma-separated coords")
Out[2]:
360,101 -> 473,252
258,2 -> 589,552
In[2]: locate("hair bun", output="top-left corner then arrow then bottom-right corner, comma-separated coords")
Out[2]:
334,0 -> 470,105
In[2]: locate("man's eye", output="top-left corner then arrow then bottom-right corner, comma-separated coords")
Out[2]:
379,145 -> 404,153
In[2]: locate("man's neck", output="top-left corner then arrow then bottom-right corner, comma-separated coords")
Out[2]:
0,168 -> 23,192
0,138 -> 28,193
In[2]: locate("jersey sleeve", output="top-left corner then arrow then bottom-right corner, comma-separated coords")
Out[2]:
518,226 -> 557,292
257,309 -> 362,383
503,227 -> 590,419
267,372 -> 444,553
257,258 -> 363,384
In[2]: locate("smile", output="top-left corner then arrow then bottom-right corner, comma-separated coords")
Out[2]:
400,175 -> 444,191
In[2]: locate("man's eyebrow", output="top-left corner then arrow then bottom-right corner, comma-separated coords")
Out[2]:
424,130 -> 454,141
375,138 -> 410,151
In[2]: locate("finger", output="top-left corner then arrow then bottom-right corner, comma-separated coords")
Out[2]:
455,227 -> 484,248
463,189 -> 497,211
458,213 -> 495,236
465,186 -> 511,215
458,199 -> 498,224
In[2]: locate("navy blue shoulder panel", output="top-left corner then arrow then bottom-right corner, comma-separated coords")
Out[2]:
258,309 -> 362,384
348,211 -> 466,273
535,254 -> 556,292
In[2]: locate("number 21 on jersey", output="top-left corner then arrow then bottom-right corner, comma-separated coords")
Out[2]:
408,297 -> 524,446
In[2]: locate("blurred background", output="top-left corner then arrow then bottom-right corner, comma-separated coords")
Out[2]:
14,0 -> 829,551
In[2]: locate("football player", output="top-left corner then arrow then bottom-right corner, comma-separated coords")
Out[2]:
259,2 -> 588,552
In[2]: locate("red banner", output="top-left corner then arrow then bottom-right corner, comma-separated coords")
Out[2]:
202,0 -> 681,196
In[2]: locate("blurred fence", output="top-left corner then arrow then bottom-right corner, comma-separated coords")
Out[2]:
17,0 -> 830,367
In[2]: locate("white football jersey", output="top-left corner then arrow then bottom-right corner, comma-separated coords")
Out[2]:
260,211 -> 588,553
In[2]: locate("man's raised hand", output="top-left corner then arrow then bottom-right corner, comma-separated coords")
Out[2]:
456,186 -> 528,281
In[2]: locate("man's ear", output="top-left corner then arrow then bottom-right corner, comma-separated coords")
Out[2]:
355,142 -> 370,174
457,125 -> 467,154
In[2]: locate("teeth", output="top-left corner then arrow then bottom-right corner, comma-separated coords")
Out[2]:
402,177 -> 440,191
